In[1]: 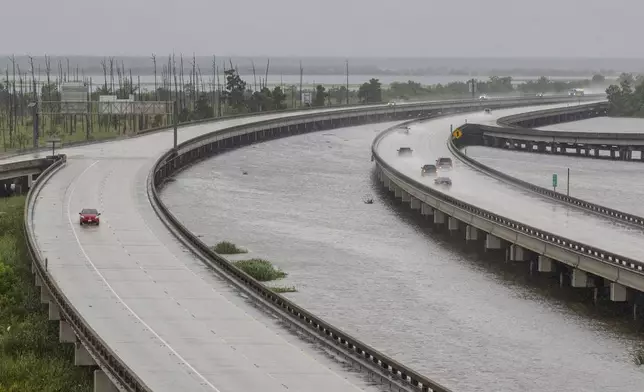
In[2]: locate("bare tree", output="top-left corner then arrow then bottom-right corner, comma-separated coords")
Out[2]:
151,53 -> 158,100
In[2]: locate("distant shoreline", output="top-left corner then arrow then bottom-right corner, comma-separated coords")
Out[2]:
0,55 -> 638,77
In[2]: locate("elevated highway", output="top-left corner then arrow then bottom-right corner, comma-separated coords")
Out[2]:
15,95 -> 596,392
373,103 -> 644,313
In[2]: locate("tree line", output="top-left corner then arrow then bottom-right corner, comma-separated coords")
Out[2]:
605,73 -> 644,117
0,54 -> 610,152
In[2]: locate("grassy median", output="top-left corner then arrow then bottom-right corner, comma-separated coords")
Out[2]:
233,258 -> 287,282
0,196 -> 92,391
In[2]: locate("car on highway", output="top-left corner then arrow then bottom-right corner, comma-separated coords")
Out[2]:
421,164 -> 437,176
536,93 -> 544,97
484,108 -> 492,114
434,177 -> 452,186
479,94 -> 488,100
79,208 -> 101,226
397,147 -> 413,156
435,157 -> 453,169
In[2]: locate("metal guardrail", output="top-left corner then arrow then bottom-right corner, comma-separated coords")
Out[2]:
371,122 -> 644,283
24,155 -> 151,392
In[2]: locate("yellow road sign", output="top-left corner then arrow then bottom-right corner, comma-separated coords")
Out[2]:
452,129 -> 463,139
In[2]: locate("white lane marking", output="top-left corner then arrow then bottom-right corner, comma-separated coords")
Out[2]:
66,160 -> 221,392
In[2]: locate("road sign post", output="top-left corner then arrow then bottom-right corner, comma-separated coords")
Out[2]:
567,168 -> 570,196
552,173 -> 558,192
46,138 -> 62,157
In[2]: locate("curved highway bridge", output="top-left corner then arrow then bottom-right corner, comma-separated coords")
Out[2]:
2,94 -> 623,392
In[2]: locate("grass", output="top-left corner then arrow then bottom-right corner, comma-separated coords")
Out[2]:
0,196 -> 92,391
633,349 -> 644,366
268,285 -> 297,293
233,258 -> 287,282
213,241 -> 248,255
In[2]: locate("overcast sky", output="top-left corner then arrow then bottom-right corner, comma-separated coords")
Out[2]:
3,0 -> 637,57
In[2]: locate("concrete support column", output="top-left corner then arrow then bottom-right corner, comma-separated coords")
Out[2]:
433,210 -> 446,224
571,269 -> 595,288
447,216 -> 459,231
94,369 -> 119,392
610,149 -> 616,159
27,173 -> 34,189
421,203 -> 433,216
593,148 -> 599,157
507,244 -> 528,261
59,320 -> 76,343
382,176 -> 390,188
485,234 -> 501,250
49,303 -> 61,321
40,286 -> 51,304
401,191 -> 411,203
465,225 -> 479,241
410,196 -> 421,210
35,273 -> 43,287
537,255 -> 553,272
394,187 -> 402,199
75,343 -> 97,366
388,181 -> 395,192
610,282 -> 627,302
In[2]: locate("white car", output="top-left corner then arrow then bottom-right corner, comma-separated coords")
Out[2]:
434,177 -> 452,186
536,93 -> 544,97
479,94 -> 488,100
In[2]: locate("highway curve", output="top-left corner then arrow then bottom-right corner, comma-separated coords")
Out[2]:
25,107 -> 392,392
375,103 -> 644,264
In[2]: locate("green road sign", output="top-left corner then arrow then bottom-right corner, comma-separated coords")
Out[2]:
552,174 -> 558,188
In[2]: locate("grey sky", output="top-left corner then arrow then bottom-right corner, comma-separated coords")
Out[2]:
4,0 -> 637,57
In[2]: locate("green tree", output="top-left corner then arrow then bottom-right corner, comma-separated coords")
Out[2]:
271,86 -> 286,110
357,78 -> 382,103
313,85 -> 327,107
222,68 -> 248,112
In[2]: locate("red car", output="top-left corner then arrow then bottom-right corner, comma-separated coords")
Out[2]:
79,208 -> 101,226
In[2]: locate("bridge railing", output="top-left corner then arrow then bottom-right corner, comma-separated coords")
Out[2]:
371,118 -> 644,282
23,154 -> 152,392
452,103 -> 644,229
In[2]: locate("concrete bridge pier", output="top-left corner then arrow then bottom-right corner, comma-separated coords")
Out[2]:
94,370 -> 119,392
74,342 -> 97,366
59,320 -> 76,343
571,269 -> 595,288
465,225 -> 479,242
388,181 -> 396,193
447,216 -> 459,233
610,282 -> 627,302
506,244 -> 529,262
484,233 -> 502,252
401,190 -> 411,203
420,203 -> 433,218
433,209 -> 446,225
537,255 -> 554,272
394,186 -> 402,199
410,196 -> 421,210
382,176 -> 390,188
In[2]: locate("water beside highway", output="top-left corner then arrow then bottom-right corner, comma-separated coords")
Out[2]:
161,120 -> 644,392
467,117 -> 644,216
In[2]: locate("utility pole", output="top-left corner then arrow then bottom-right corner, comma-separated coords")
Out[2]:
346,59 -> 349,105
172,54 -> 179,149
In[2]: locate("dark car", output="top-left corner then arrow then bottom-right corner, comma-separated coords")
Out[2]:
421,164 -> 437,176
434,177 -> 452,186
79,208 -> 101,226
436,157 -> 453,169
398,147 -> 413,156
484,108 -> 492,114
